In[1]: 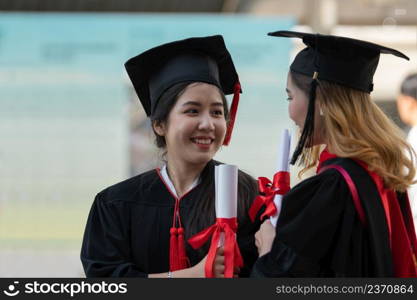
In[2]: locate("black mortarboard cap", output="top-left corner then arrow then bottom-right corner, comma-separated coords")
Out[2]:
268,30 -> 409,93
125,35 -> 241,145
268,30 -> 409,165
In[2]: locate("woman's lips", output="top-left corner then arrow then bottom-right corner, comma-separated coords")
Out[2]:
190,137 -> 214,149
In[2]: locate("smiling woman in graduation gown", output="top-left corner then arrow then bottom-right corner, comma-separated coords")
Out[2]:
251,31 -> 417,277
81,36 -> 261,278
82,159 -> 258,277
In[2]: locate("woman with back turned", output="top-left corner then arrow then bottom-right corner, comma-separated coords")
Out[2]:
252,31 -> 417,277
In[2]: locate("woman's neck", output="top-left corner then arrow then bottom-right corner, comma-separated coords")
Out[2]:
165,157 -> 207,198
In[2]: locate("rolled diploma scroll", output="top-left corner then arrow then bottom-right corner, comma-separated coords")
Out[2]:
270,129 -> 291,227
215,164 -> 238,246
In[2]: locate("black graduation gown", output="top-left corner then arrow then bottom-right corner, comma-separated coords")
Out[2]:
81,160 -> 260,277
251,157 -> 394,277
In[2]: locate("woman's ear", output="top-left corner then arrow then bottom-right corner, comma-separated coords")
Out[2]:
152,120 -> 166,136
315,99 -> 324,116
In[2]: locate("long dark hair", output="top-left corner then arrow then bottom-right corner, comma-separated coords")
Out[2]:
150,82 -> 258,253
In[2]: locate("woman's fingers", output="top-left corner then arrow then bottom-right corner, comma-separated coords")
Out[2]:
213,246 -> 241,278
216,247 -> 224,256
215,254 -> 224,264
255,231 -> 261,249
216,265 -> 225,273
213,247 -> 225,278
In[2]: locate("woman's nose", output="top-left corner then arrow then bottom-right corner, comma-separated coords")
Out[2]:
198,113 -> 215,131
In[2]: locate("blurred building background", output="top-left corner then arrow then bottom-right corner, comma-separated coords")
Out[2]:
0,0 -> 416,277
1,0 -> 415,124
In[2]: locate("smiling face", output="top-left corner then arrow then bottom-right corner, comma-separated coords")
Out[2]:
153,82 -> 227,167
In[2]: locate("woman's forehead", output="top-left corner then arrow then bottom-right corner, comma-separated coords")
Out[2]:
178,83 -> 223,101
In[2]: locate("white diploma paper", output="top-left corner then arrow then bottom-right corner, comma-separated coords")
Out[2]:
215,164 -> 238,246
270,129 -> 291,227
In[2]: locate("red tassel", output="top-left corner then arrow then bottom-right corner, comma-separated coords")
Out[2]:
177,227 -> 189,269
223,81 -> 241,146
169,196 -> 190,271
169,227 -> 180,271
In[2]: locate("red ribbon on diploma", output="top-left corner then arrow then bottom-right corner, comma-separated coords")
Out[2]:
249,171 -> 290,222
188,218 -> 243,278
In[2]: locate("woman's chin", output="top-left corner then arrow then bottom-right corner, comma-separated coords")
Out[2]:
192,154 -> 214,165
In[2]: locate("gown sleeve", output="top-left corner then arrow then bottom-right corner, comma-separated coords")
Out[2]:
236,171 -> 263,277
236,214 -> 262,277
81,192 -> 147,277
251,169 -> 351,277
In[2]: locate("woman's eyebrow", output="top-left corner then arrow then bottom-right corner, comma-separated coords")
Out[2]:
182,101 -> 201,107
182,101 -> 224,107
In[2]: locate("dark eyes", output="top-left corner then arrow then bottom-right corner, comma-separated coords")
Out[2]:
286,97 -> 293,101
184,109 -> 223,116
185,109 -> 199,114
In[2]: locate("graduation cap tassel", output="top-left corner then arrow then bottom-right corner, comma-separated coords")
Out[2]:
169,227 -> 180,271
169,198 -> 181,271
177,227 -> 189,269
223,81 -> 241,146
290,74 -> 318,165
169,197 -> 189,271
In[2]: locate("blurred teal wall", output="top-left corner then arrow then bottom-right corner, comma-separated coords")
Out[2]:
0,13 -> 294,276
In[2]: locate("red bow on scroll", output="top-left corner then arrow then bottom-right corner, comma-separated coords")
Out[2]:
249,171 -> 290,222
188,218 -> 243,278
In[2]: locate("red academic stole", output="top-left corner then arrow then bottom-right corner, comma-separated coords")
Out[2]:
318,149 -> 417,277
